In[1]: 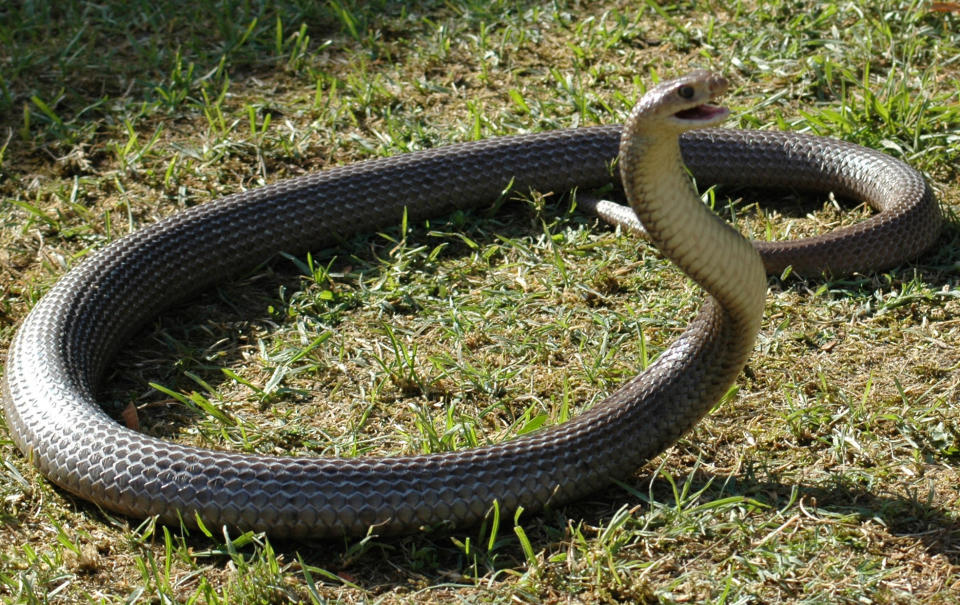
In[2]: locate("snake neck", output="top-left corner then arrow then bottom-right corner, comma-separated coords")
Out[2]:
620,132 -> 766,336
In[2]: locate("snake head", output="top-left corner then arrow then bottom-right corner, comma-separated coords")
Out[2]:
630,70 -> 730,133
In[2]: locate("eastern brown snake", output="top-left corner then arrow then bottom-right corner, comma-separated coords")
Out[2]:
2,72 -> 941,537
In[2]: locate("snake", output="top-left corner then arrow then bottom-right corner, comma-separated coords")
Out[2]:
2,71 -> 941,537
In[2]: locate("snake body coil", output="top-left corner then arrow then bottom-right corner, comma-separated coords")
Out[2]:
3,72 -> 941,537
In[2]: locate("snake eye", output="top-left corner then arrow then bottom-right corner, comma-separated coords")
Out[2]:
677,85 -> 695,100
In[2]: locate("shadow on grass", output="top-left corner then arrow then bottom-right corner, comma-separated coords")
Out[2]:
0,0 -> 555,130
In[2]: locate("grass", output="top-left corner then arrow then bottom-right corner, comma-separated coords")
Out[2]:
1,0 -> 960,602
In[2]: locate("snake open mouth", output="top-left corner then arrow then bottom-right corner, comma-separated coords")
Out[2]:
674,103 -> 728,122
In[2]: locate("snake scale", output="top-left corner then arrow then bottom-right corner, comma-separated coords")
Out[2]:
2,72 -> 941,537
